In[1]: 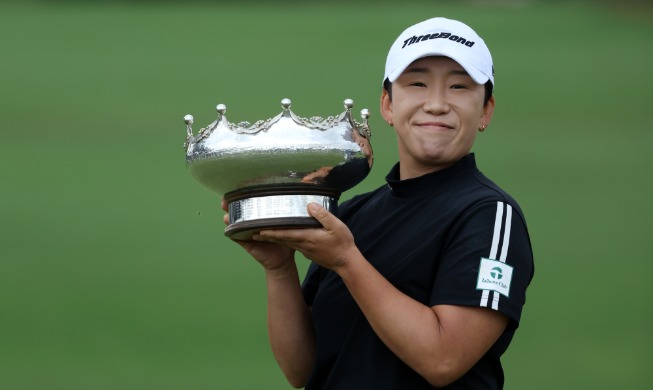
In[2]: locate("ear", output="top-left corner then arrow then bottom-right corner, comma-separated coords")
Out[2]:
380,88 -> 393,125
480,95 -> 495,128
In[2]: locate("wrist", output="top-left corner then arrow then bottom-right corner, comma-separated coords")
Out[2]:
265,260 -> 298,280
331,248 -> 365,276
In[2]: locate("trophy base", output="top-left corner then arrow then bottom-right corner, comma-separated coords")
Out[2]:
224,186 -> 339,240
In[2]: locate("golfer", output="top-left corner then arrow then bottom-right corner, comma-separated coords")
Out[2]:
224,17 -> 534,389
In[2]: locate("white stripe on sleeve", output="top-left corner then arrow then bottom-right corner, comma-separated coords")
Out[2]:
489,202 -> 504,260
480,202 -> 512,310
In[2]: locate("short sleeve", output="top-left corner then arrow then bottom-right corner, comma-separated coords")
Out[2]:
430,200 -> 534,329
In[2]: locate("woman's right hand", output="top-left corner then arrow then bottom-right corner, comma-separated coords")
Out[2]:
222,198 -> 296,273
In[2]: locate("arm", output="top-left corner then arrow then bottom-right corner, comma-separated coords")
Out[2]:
261,253 -> 316,388
333,253 -> 507,387
222,201 -> 315,388
254,203 -> 509,387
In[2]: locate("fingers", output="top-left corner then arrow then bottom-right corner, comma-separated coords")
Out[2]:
254,203 -> 337,243
254,229 -> 299,243
221,198 -> 230,225
307,202 -> 334,231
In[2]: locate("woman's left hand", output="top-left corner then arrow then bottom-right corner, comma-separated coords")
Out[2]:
253,203 -> 360,271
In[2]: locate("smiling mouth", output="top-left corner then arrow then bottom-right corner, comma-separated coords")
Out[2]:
417,122 -> 454,130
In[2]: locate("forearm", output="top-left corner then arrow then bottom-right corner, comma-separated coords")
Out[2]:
335,251 -> 500,387
264,263 -> 316,388
336,254 -> 444,375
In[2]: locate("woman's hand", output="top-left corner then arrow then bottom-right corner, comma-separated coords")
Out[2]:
222,198 -> 296,274
253,203 -> 360,272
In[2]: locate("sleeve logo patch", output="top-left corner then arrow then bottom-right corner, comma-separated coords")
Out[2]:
476,258 -> 513,297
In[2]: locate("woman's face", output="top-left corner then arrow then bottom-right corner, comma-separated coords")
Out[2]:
381,56 -> 494,179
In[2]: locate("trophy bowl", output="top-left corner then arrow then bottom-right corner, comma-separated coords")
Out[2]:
183,98 -> 373,240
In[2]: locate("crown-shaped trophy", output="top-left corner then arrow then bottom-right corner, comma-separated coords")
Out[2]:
184,98 -> 373,240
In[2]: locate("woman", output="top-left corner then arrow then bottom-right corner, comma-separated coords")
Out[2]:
224,17 -> 534,389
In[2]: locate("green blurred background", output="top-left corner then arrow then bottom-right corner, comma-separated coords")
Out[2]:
2,0 -> 652,388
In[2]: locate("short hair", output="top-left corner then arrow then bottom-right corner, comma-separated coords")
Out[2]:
383,78 -> 494,106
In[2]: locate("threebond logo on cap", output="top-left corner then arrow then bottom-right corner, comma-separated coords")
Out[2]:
401,32 -> 475,49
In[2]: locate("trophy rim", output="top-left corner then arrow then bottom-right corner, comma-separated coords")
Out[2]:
225,218 -> 322,240
223,184 -> 341,203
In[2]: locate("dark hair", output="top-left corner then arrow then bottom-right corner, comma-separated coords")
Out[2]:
383,78 -> 494,106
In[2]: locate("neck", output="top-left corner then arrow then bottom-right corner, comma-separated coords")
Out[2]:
399,161 -> 455,180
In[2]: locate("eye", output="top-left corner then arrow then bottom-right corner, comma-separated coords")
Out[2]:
409,82 -> 427,88
450,84 -> 468,90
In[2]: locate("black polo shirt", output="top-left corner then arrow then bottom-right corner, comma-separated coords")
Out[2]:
302,154 -> 534,389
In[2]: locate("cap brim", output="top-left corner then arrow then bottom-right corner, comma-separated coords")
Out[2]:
386,51 -> 491,86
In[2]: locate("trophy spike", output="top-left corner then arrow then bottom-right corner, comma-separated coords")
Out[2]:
344,99 -> 354,111
359,108 -> 372,139
183,115 -> 194,147
216,104 -> 227,117
281,98 -> 292,111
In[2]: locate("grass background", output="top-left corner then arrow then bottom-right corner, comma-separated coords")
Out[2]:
1,0 -> 652,388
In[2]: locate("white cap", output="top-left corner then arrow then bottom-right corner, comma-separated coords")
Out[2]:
384,17 -> 494,87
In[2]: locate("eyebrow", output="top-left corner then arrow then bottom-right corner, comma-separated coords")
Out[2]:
404,67 -> 470,77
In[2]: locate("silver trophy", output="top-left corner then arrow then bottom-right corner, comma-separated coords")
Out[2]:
184,98 -> 373,240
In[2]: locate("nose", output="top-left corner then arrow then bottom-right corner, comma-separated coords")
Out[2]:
423,87 -> 449,115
